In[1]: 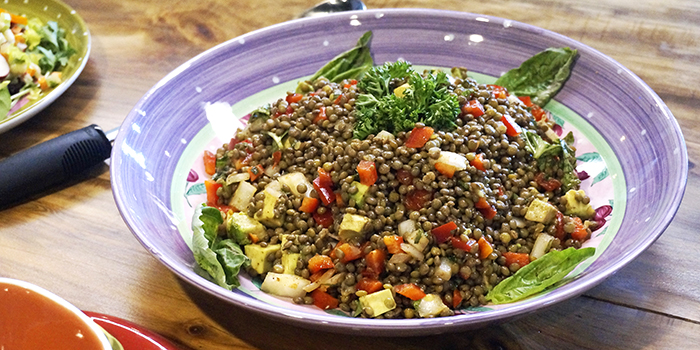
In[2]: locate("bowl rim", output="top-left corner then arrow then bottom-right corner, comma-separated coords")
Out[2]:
0,277 -> 113,348
111,8 -> 688,335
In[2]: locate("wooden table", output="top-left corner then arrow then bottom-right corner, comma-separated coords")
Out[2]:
1,0 -> 698,348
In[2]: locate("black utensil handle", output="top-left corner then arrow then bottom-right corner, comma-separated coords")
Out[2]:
0,125 -> 112,208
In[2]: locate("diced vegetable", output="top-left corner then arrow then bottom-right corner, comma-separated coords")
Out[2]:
394,283 -> 426,301
414,294 -> 448,318
453,289 -> 463,308
364,249 -> 386,277
431,221 -> 457,243
312,210 -> 334,228
245,244 -> 281,274
307,254 -> 334,274
562,189 -> 596,219
357,160 -> 378,186
475,197 -> 497,220
461,99 -> 484,117
524,198 -> 558,224
311,289 -> 339,310
405,126 -> 434,148
450,236 -> 477,252
470,153 -> 487,172
335,242 -> 363,263
225,172 -> 250,185
248,164 -> 264,181
349,181 -> 370,207
338,213 -> 370,242
400,242 -> 424,261
404,189 -> 432,211
383,235 -> 404,254
229,181 -> 256,211
203,150 -> 216,175
570,217 -> 589,241
312,168 -> 335,206
226,212 -> 265,245
530,233 -> 554,260
261,272 -> 311,298
501,113 -> 522,137
204,180 -> 222,207
477,236 -> 493,260
279,172 -> 313,198
503,251 -> 530,268
356,277 -> 383,294
299,197 -> 320,213
434,258 -> 455,281
432,151 -> 467,178
358,288 -> 395,317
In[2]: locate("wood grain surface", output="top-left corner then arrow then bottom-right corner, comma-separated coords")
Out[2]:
1,0 -> 698,349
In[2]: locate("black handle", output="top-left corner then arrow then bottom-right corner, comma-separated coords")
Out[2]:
0,125 -> 112,208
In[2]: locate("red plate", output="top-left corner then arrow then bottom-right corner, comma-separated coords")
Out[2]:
83,311 -> 183,350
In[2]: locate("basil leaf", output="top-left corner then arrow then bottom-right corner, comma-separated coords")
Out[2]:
297,30 -> 374,93
486,247 -> 595,304
495,47 -> 577,107
191,205 -> 249,290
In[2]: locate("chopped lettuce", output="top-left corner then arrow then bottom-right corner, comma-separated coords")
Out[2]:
26,19 -> 76,74
192,205 -> 249,290
486,247 -> 595,304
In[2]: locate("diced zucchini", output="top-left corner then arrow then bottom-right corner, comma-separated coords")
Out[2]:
524,198 -> 558,224
229,181 -> 257,211
260,272 -> 311,298
358,288 -> 396,317
414,294 -> 448,318
338,213 -> 370,242
244,243 -> 281,274
225,212 -> 266,245
562,190 -> 596,220
349,181 -> 369,207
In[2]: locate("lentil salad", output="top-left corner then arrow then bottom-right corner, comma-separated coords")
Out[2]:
192,33 -> 598,318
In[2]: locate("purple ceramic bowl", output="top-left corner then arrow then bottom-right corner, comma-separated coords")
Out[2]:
111,9 -> 687,335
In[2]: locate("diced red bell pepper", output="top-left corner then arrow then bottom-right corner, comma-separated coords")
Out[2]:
336,242 -> 363,263
343,79 -> 358,88
312,210 -> 334,228
450,236 -> 477,252
204,180 -> 222,207
286,93 -> 303,104
299,197 -> 320,213
554,211 -> 566,240
234,153 -> 253,170
470,153 -> 486,172
394,283 -> 426,301
313,106 -> 328,124
453,289 -> 463,308
333,94 -> 343,105
570,216 -> 589,241
311,289 -> 339,310
307,254 -> 334,274
531,105 -> 549,122
488,84 -> 509,99
501,113 -> 522,137
272,151 -> 282,167
477,236 -> 494,260
312,168 -> 335,206
364,249 -> 386,278
431,221 -> 458,244
503,251 -> 530,267
203,150 -> 217,175
356,277 -> 384,294
248,164 -> 264,181
404,126 -> 434,148
475,197 -> 497,220
404,189 -> 432,211
357,160 -> 378,186
396,168 -> 414,185
517,95 -> 534,107
434,162 -> 458,178
461,99 -> 485,117
383,235 -> 404,254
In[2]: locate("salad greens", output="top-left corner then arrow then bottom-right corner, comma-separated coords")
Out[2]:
353,61 -> 460,139
0,14 -> 76,120
486,247 -> 595,304
192,205 -> 249,290
495,47 -> 577,107
296,31 -> 374,93
523,130 -> 581,192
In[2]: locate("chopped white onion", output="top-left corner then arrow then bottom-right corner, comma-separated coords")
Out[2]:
400,243 -> 424,261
